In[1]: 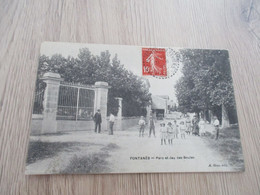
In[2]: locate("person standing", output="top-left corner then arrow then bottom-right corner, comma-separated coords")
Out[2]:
167,122 -> 174,145
192,115 -> 200,136
138,116 -> 146,137
179,121 -> 186,139
109,113 -> 115,135
199,118 -> 206,136
172,120 -> 179,139
93,109 -> 102,133
160,122 -> 167,145
149,112 -> 156,137
185,116 -> 191,135
213,116 -> 220,140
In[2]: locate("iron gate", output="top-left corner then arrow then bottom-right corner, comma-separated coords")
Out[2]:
56,82 -> 95,120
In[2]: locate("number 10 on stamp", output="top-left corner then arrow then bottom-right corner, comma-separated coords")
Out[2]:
142,48 -> 167,77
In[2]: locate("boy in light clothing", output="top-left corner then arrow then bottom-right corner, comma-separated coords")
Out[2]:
138,116 -> 146,137
109,113 -> 115,135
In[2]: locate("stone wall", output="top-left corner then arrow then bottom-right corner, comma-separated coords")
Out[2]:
37,72 -> 110,134
30,117 -> 140,135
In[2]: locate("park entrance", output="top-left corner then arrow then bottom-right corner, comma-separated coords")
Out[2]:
57,82 -> 95,121
32,72 -> 110,134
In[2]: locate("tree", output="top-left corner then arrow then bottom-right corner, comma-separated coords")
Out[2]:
175,49 -> 237,126
37,49 -> 151,117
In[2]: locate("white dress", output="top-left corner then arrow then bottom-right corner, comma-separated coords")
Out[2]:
199,121 -> 206,135
167,126 -> 174,139
160,127 -> 167,139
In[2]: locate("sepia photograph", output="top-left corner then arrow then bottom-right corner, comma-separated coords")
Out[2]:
25,42 -> 244,174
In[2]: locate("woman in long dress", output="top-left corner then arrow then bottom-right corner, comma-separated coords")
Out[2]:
192,116 -> 200,136
199,118 -> 206,136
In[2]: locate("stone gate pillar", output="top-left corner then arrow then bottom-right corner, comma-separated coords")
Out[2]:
94,82 -> 110,131
41,72 -> 63,134
115,97 -> 123,119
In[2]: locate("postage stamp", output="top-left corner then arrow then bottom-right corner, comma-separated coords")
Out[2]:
142,48 -> 167,76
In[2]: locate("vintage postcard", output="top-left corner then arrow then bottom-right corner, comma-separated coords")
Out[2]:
25,42 -> 244,174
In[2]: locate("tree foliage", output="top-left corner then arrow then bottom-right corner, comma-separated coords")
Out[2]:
175,49 -> 237,122
37,49 -> 151,116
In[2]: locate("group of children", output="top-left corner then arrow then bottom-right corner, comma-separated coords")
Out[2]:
138,115 -> 208,145
159,120 -> 186,145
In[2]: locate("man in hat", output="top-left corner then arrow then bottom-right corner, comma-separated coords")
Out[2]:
149,111 -> 156,137
93,109 -> 102,133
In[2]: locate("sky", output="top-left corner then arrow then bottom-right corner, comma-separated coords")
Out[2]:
41,42 -> 183,103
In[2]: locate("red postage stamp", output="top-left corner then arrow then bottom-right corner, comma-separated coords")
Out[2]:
142,48 -> 167,76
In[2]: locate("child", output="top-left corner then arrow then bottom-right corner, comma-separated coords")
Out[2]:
179,121 -> 186,139
172,120 -> 179,139
199,118 -> 206,136
167,122 -> 174,145
160,122 -> 167,145
138,116 -> 146,137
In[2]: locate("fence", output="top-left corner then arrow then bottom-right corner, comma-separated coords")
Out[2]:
57,82 -> 95,121
31,72 -> 111,134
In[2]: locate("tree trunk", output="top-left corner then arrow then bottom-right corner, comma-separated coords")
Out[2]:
203,110 -> 207,121
209,110 -> 214,124
221,104 -> 230,128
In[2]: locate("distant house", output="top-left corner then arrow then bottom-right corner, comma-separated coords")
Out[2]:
157,95 -> 170,100
151,95 -> 168,118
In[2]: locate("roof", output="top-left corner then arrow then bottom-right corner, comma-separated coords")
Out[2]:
151,95 -> 167,110
157,95 -> 169,100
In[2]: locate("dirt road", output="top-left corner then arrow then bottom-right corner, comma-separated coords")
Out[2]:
106,123 -> 232,173
26,122 -> 234,174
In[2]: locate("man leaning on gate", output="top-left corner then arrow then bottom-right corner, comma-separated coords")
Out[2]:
93,109 -> 102,133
